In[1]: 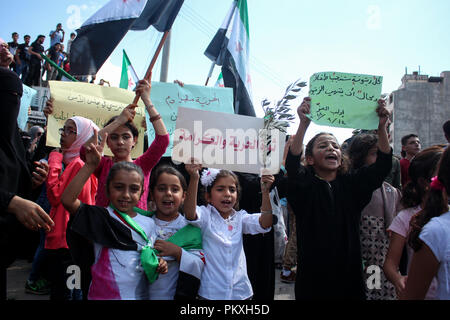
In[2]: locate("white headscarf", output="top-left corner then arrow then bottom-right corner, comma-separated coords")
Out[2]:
63,116 -> 99,164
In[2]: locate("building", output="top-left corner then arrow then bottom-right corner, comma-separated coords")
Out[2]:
388,71 -> 450,155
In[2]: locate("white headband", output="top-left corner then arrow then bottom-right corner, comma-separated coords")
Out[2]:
200,168 -> 221,187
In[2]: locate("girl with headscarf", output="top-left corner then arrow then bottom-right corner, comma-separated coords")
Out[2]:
45,116 -> 99,300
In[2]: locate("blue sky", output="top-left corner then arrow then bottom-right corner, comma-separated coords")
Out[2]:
2,0 -> 450,143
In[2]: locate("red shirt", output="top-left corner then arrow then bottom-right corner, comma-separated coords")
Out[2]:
45,152 -> 98,249
400,158 -> 410,189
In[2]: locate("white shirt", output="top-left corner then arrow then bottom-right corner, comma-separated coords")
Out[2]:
148,214 -> 204,300
89,207 -> 157,300
188,205 -> 271,300
49,30 -> 63,47
419,210 -> 450,300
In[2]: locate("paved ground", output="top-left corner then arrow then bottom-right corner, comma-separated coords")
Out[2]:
7,259 -> 295,300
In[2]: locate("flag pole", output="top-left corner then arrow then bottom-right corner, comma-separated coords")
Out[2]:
204,61 -> 215,86
204,0 -> 237,87
132,30 -> 171,105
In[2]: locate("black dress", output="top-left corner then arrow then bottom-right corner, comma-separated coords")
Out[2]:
0,67 -> 39,299
236,172 -> 283,300
286,148 -> 392,300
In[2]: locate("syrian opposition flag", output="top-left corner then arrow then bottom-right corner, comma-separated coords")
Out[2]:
215,72 -> 225,88
120,49 -> 139,90
204,0 -> 255,117
70,0 -> 184,76
68,205 -> 204,298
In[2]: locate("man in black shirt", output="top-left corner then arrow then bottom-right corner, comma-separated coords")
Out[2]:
15,35 -> 31,81
25,35 -> 45,87
7,32 -> 19,73
45,43 -> 61,81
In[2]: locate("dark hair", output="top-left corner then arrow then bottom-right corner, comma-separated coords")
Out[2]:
443,120 -> 450,137
12,32 -> 18,37
149,165 -> 187,192
304,132 -> 348,174
401,145 -> 444,208
204,169 -> 242,210
105,162 -> 144,197
401,134 -> 418,146
24,35 -> 30,39
348,133 -> 378,171
104,116 -> 139,138
408,147 -> 450,252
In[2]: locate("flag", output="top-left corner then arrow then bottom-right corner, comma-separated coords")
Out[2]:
120,49 -> 139,90
215,72 -> 225,88
204,0 -> 255,117
70,0 -> 184,76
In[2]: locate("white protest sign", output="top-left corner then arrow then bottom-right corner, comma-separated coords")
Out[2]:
172,107 -> 285,175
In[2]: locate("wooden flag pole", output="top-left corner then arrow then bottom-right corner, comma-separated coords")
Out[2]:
132,30 -> 171,105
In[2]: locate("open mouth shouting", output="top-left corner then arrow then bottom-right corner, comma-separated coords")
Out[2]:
161,199 -> 175,209
325,153 -> 339,163
221,199 -> 233,207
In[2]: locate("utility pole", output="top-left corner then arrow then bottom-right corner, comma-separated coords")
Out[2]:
160,31 -> 171,82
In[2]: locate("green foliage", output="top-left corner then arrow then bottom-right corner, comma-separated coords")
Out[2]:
261,78 -> 307,133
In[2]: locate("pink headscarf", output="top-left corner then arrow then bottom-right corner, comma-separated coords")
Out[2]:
63,116 -> 99,164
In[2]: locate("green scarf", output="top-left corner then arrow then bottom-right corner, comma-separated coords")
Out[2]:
110,205 -> 202,284
110,205 -> 160,284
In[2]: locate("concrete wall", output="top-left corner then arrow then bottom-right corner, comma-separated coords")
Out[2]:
391,71 -> 450,155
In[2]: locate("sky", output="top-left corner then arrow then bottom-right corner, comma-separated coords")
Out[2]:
2,0 -> 450,144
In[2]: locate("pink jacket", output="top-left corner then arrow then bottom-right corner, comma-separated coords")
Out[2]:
81,133 -> 169,210
45,152 -> 98,249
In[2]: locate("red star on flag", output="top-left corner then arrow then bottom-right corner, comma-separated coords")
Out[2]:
128,76 -> 135,89
235,41 -> 243,53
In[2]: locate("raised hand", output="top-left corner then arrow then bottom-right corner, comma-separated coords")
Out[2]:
297,97 -> 312,126
117,103 -> 137,124
84,130 -> 107,169
376,98 -> 390,129
184,158 -> 202,178
135,80 -> 152,107
260,174 -> 275,193
43,98 -> 54,119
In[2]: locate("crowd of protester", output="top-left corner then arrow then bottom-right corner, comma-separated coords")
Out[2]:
1,23 -> 450,301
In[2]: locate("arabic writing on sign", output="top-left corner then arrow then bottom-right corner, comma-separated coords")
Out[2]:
47,81 -> 146,159
176,129 -> 277,153
165,92 -> 220,109
147,81 -> 234,157
67,94 -> 145,117
308,71 -> 383,130
309,85 -> 379,102
311,72 -> 382,86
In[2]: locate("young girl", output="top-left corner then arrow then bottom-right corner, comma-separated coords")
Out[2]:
347,133 -> 402,300
286,97 -> 392,300
402,147 -> 450,299
384,145 -> 444,299
45,116 -> 99,300
61,131 -> 167,300
81,79 -> 169,210
147,165 -> 204,300
184,163 -> 274,300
